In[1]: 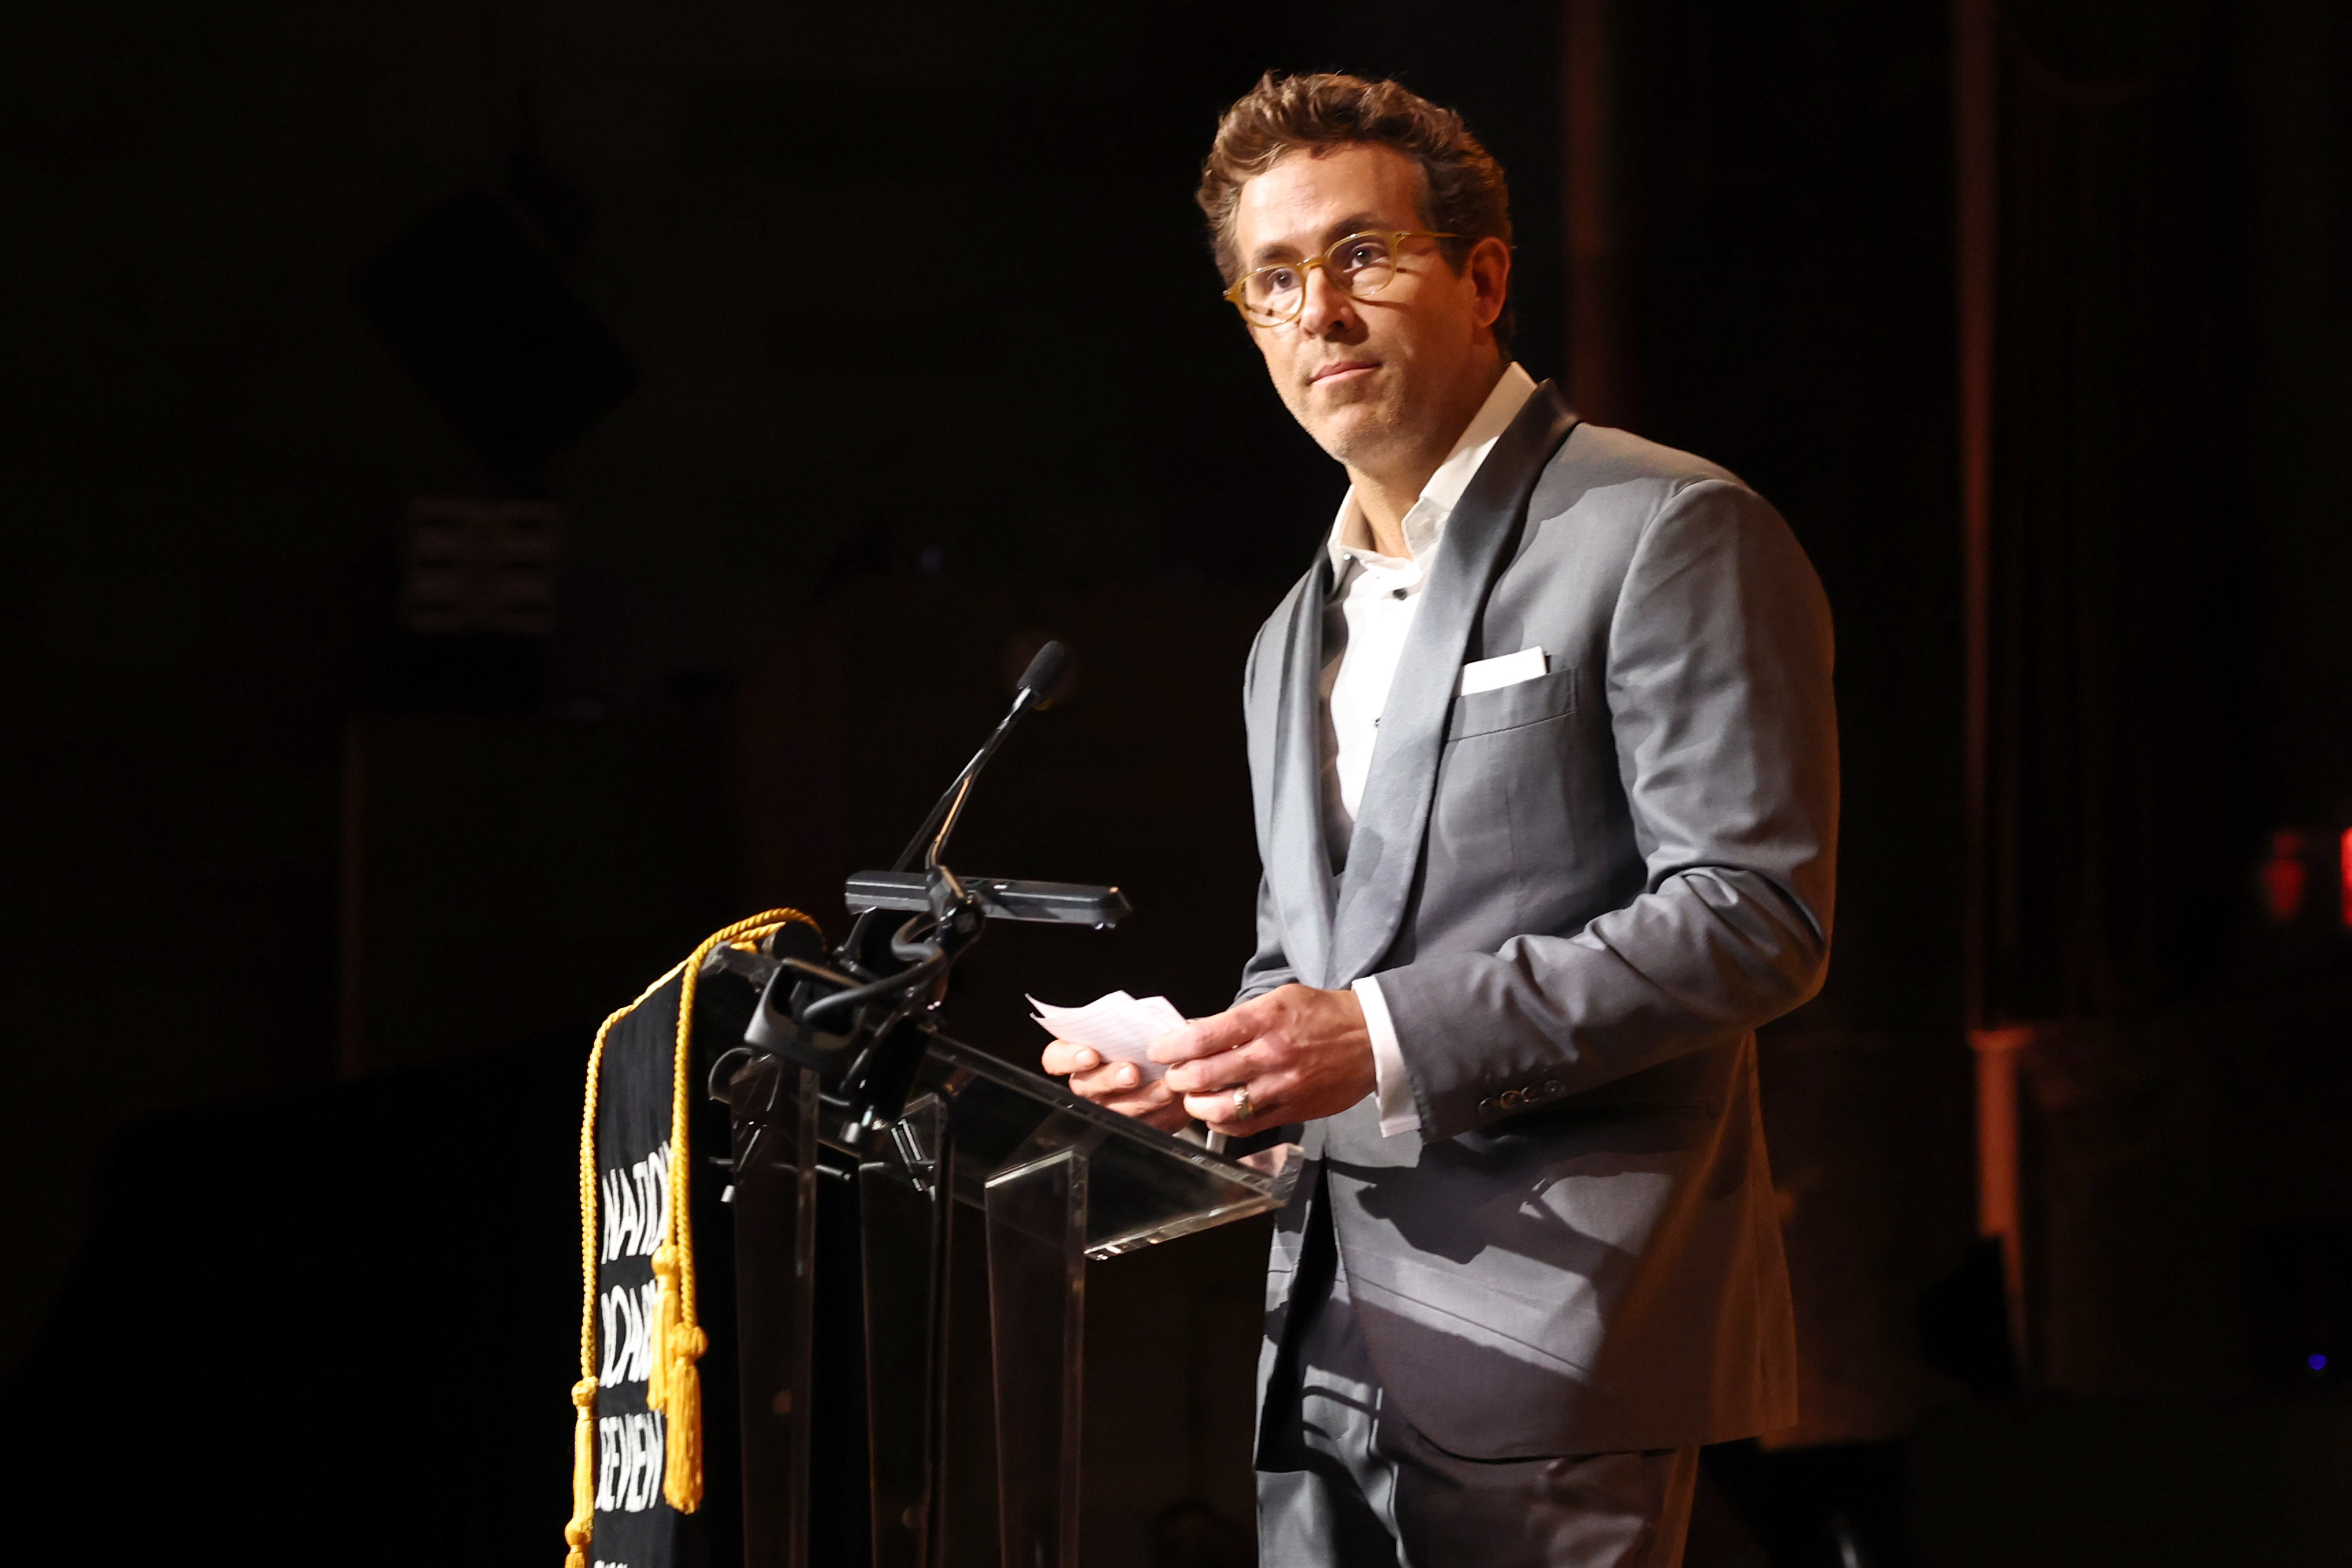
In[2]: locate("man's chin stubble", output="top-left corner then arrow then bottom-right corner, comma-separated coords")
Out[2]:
1301,397 -> 1408,468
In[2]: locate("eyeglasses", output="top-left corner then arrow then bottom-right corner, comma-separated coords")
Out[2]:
1221,230 -> 1460,328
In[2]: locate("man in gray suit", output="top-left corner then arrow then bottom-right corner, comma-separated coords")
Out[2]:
1044,72 -> 1836,1567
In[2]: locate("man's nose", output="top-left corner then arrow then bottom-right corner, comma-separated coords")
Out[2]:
1296,265 -> 1357,337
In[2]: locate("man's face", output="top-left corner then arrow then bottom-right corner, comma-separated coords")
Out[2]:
1229,143 -> 1507,470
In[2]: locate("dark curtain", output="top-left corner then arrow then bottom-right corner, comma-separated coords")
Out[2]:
1984,0 -> 2245,1024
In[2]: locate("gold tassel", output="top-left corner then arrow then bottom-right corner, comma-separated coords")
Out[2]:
648,1243 -> 681,1410
661,1323 -> 709,1513
649,1243 -> 705,1513
564,1376 -> 598,1568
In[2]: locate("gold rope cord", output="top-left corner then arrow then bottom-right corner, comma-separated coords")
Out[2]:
566,908 -> 823,1567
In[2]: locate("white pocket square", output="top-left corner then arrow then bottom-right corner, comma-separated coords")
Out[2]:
1455,646 -> 1548,697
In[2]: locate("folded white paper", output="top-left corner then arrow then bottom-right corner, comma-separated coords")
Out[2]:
1455,645 -> 1548,696
1030,990 -> 1187,1082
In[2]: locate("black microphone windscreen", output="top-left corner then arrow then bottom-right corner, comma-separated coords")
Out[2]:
1019,640 -> 1072,708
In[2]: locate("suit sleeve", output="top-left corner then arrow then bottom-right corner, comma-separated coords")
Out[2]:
1235,873 -> 1300,1004
1371,478 -> 1838,1141
1234,615 -> 1301,1005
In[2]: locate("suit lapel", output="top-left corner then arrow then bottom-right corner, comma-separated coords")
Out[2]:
1325,384 -> 1581,985
1265,553 -> 1340,989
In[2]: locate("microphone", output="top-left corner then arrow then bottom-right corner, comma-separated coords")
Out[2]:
893,639 -> 1072,873
1014,639 -> 1072,713
743,635 -> 1125,1139
751,639 -> 1076,1121
841,638 -> 1126,928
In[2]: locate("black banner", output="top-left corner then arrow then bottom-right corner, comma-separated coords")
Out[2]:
586,962 -> 754,1568
592,972 -> 688,1568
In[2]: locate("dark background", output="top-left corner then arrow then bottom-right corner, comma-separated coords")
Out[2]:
4,1 -> 2351,1564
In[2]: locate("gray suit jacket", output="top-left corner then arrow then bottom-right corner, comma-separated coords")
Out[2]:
1239,382 -> 1834,1459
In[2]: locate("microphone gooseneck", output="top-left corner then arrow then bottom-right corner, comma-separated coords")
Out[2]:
890,639 -> 1072,873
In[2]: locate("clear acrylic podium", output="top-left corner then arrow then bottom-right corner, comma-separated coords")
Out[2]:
722,1031 -> 1297,1568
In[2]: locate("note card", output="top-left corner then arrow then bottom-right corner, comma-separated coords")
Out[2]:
1029,990 -> 1187,1082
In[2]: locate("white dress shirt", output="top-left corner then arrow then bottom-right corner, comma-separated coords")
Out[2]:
1320,362 -> 1539,1137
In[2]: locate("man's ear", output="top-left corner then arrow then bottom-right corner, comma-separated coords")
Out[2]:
1466,235 -> 1512,331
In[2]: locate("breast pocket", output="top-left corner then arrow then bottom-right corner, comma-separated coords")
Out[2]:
1446,666 -> 1576,740
1428,667 -> 1581,928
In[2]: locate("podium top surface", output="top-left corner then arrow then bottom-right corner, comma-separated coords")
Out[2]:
911,1035 -> 1298,1259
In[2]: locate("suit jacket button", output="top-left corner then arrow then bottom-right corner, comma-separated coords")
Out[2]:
1540,1080 -> 1563,1099
1498,1089 -> 1524,1111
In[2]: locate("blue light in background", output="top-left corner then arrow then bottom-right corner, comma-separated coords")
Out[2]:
2309,1353 -> 2329,1372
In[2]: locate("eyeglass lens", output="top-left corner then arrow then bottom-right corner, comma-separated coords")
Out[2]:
1242,234 -> 1400,323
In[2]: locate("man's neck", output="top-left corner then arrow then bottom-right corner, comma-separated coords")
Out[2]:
1345,358 -> 1508,559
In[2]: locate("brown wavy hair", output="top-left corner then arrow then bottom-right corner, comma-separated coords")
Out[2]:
1196,72 -> 1516,349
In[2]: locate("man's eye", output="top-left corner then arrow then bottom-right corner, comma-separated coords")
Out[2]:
1258,267 -> 1301,294
1338,241 -> 1387,271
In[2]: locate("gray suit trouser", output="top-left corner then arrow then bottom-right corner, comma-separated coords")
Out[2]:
1257,1191 -> 1697,1568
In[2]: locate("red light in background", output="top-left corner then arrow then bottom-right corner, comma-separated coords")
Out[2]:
2340,827 -> 2352,929
2264,832 -> 2308,924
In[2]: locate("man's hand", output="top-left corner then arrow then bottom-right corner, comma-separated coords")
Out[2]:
1040,1040 -> 1189,1131
1152,983 -> 1377,1139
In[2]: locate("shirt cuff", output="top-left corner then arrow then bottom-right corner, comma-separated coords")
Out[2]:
1353,975 -> 1421,1138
